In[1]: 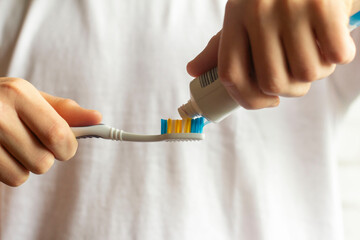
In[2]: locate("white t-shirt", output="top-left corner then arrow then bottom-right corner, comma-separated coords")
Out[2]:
1,1 -> 360,239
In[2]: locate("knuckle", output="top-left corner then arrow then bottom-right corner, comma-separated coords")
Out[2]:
31,152 -> 54,174
294,67 -> 319,82
243,2 -> 269,26
62,98 -> 77,105
249,0 -> 271,15
0,78 -> 27,96
281,0 -> 300,15
45,122 -> 77,160
327,50 -> 353,64
218,67 -> 238,86
59,98 -> 78,108
261,84 -> 282,95
259,79 -> 283,95
241,98 -> 268,110
0,78 -> 28,119
226,0 -> 268,25
257,72 -> 287,95
46,122 -> 69,147
60,144 -> 77,161
309,0 -> 327,13
0,100 -> 12,121
6,172 -> 30,187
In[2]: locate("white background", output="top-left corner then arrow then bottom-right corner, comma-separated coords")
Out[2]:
337,96 -> 360,240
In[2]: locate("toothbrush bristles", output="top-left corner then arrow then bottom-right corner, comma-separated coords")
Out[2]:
161,117 -> 205,134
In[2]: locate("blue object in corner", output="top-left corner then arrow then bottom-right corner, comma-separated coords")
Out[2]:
350,11 -> 360,28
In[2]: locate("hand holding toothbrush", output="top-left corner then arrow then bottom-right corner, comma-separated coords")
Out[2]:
0,77 -> 102,186
187,0 -> 359,109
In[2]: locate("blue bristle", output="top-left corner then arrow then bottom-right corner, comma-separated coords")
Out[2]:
161,119 -> 167,134
190,119 -> 195,133
161,119 -> 164,134
195,118 -> 200,133
199,117 -> 204,133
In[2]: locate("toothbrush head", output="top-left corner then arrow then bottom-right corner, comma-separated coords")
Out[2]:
161,117 -> 205,134
160,117 -> 205,141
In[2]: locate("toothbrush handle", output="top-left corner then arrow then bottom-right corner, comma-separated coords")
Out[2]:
71,125 -> 205,142
71,125 -> 163,142
71,125 -> 122,140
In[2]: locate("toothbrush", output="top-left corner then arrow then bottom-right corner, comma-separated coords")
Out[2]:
71,117 -> 206,142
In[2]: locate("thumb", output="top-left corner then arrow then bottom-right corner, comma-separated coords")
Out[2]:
187,31 -> 221,77
40,91 -> 102,127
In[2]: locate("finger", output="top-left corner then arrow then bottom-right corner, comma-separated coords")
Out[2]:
187,31 -> 221,77
218,2 -> 279,109
0,111 -> 54,174
41,92 -> 102,127
6,79 -> 77,161
312,6 -> 355,64
0,146 -> 29,187
281,16 -> 335,89
247,10 -> 313,97
247,13 -> 293,96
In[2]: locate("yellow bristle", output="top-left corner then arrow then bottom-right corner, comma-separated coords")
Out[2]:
167,119 -> 172,134
185,118 -> 191,133
174,120 -> 178,133
172,120 -> 176,133
176,120 -> 182,133
181,120 -> 186,133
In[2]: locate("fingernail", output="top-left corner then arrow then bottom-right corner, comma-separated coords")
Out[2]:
270,97 -> 280,107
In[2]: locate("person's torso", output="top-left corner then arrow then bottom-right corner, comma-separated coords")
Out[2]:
1,1 -> 360,239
